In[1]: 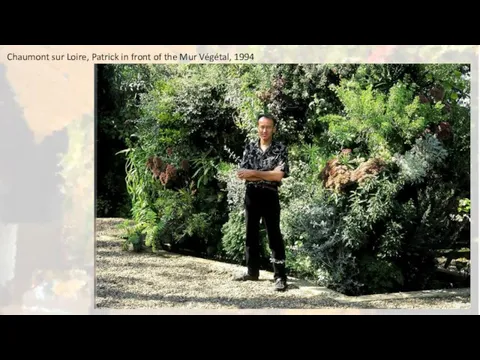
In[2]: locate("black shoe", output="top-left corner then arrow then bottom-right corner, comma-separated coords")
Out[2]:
233,273 -> 259,281
274,278 -> 287,291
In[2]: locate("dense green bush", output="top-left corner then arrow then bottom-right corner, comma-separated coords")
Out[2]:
99,63 -> 470,295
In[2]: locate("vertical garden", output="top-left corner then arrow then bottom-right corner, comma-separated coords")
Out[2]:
96,63 -> 470,295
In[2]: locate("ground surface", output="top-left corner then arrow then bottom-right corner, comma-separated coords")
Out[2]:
95,218 -> 471,311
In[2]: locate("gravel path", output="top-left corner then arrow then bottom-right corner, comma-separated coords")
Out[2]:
95,218 -> 471,311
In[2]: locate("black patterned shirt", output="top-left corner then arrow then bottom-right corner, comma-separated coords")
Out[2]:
239,139 -> 290,189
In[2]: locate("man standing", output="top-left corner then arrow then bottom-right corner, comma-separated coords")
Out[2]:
235,114 -> 290,291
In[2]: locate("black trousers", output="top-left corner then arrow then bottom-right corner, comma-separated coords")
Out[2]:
244,186 -> 286,280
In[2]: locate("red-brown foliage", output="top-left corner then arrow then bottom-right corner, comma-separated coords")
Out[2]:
320,153 -> 386,192
435,121 -> 452,141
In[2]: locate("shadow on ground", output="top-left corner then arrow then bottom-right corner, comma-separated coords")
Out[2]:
96,288 -> 379,310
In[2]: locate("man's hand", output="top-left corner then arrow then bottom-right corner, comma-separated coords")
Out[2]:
274,162 -> 284,172
237,169 -> 256,179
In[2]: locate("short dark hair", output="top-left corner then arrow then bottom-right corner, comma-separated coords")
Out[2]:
257,113 -> 277,127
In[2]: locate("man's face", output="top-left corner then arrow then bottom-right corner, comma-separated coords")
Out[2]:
258,117 -> 275,141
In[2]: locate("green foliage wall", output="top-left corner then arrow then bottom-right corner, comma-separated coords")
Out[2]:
97,63 -> 470,295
